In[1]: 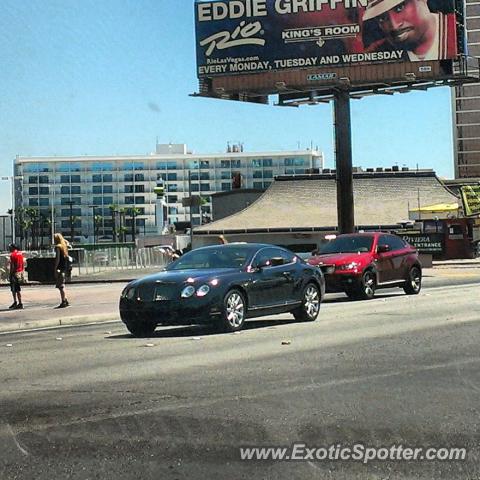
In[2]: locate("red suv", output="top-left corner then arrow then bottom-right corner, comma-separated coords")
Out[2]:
308,232 -> 422,300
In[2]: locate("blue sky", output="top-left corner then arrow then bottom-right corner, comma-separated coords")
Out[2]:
0,0 -> 454,211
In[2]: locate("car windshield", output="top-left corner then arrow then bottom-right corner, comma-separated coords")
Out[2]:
319,236 -> 374,254
166,246 -> 252,270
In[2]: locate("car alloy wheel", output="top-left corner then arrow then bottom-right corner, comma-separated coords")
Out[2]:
357,270 -> 376,300
293,283 -> 320,322
221,289 -> 246,332
404,266 -> 422,295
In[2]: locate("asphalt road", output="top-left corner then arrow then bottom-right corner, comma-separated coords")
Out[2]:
0,281 -> 479,479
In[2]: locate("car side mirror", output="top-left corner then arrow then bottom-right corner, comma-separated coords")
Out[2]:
377,244 -> 391,253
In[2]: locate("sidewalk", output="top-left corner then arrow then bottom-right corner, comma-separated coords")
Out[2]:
0,264 -> 479,335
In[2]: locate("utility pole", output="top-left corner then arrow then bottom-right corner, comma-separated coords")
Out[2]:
188,169 -> 193,246
333,89 -> 355,234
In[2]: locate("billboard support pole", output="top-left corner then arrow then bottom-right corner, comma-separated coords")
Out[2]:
333,88 -> 355,234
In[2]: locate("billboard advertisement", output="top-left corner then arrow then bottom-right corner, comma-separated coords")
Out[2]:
460,185 -> 480,216
195,0 -> 458,78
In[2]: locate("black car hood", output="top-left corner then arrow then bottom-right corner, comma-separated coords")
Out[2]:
131,268 -> 241,286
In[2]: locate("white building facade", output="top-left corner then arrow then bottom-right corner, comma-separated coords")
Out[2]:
14,144 -> 323,242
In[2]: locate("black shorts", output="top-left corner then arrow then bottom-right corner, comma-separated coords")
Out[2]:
10,273 -> 22,293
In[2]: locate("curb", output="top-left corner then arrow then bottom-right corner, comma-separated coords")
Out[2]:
0,313 -> 119,334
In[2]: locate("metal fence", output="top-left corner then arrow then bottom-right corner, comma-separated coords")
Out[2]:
0,246 -> 171,283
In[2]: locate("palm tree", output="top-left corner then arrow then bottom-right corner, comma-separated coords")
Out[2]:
25,208 -> 39,250
127,207 -> 141,243
118,208 -> 126,243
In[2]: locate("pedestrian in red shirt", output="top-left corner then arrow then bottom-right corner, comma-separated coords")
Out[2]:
8,244 -> 24,310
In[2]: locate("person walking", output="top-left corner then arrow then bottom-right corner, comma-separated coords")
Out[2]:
8,243 -> 25,310
53,233 -> 70,308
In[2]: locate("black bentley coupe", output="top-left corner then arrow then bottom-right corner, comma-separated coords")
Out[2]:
120,243 -> 325,337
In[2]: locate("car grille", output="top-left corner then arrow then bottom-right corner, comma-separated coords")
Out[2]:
137,283 -> 177,302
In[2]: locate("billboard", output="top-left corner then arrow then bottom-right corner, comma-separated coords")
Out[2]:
460,185 -> 480,216
195,0 -> 458,79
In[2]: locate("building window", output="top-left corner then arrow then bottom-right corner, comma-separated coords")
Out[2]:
231,160 -> 241,168
92,175 -> 102,183
103,185 -> 113,194
191,184 -> 199,192
263,158 -> 273,167
60,175 -> 70,183
135,196 -> 145,204
253,182 -> 263,189
61,197 -> 81,205
28,176 -> 38,184
92,197 -> 103,205
39,187 -> 49,195
134,173 -> 144,182
134,185 -> 145,193
91,162 -> 113,171
124,173 -> 134,182
29,187 -> 38,195
167,195 -> 178,203
252,159 -> 262,168
263,170 -> 273,178
221,183 -> 231,191
169,207 -> 178,214
71,186 -> 81,194
253,171 -> 262,178
60,186 -> 70,194
157,173 -> 167,181
200,172 -> 210,180
93,186 -> 102,194
220,171 -> 231,179
220,160 -> 230,168
125,185 -> 134,193
123,162 -> 144,171
168,184 -> 178,192
200,184 -> 210,192
200,160 -> 209,169
125,196 -> 135,204
29,198 -> 39,206
167,173 -> 177,181
39,198 -> 49,206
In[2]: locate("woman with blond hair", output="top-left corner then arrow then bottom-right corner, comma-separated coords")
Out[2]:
53,233 -> 70,308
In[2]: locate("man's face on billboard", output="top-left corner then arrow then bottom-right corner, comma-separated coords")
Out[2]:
376,0 -> 431,48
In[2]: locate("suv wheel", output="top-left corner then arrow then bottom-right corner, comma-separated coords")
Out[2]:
354,270 -> 376,300
403,266 -> 422,295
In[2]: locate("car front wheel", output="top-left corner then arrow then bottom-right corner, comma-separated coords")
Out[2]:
354,270 -> 376,300
293,283 -> 321,322
125,321 -> 156,338
403,266 -> 422,295
220,289 -> 246,332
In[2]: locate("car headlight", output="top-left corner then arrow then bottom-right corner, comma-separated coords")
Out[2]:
196,284 -> 210,297
337,262 -> 360,271
181,285 -> 195,298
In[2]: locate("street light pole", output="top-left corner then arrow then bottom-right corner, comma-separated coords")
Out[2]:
89,205 -> 98,246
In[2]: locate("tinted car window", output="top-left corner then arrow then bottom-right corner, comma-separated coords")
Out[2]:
167,246 -> 251,270
378,235 -> 406,252
319,236 -> 373,254
253,247 -> 292,267
253,248 -> 281,267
